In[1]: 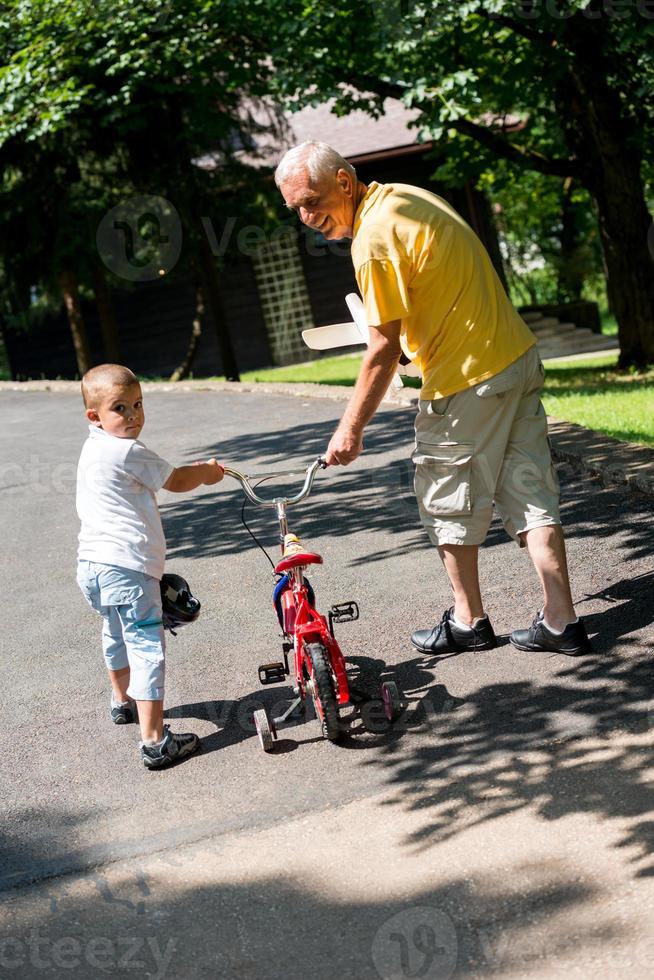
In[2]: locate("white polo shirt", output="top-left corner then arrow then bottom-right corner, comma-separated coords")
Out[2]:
76,426 -> 174,580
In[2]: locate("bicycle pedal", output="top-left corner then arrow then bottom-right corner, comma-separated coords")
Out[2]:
258,661 -> 288,685
330,600 -> 359,624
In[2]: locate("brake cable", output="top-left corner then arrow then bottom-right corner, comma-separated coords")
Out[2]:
238,475 -> 279,573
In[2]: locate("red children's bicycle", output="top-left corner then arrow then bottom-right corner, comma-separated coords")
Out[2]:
223,457 -> 402,751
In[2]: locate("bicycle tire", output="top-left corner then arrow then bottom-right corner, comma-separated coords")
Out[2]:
380,680 -> 403,723
253,708 -> 275,753
305,641 -> 341,742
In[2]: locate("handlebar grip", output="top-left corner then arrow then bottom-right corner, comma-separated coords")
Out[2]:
317,455 -> 328,469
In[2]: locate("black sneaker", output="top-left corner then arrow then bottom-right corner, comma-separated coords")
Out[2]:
140,725 -> 200,770
411,607 -> 498,654
110,699 -> 136,725
510,612 -> 593,656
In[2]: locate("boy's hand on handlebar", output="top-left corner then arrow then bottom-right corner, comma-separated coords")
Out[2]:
324,424 -> 363,466
164,459 -> 224,493
197,458 -> 225,484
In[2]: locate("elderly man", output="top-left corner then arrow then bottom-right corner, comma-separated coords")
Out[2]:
275,141 -> 592,656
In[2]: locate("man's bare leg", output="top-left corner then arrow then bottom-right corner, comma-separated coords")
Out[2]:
411,542 -> 497,652
522,524 -> 576,630
438,544 -> 485,624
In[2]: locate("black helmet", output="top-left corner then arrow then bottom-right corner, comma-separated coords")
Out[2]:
160,573 -> 201,634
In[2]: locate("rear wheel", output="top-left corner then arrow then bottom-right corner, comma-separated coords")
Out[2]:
305,642 -> 341,741
254,708 -> 276,752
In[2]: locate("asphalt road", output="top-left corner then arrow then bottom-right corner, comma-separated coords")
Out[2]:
1,387 -> 653,979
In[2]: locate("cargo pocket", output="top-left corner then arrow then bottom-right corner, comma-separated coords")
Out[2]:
77,580 -> 101,612
99,582 -> 144,607
475,359 -> 520,398
412,442 -> 474,516
76,565 -> 101,612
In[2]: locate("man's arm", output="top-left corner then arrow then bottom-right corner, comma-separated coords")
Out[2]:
325,320 -> 402,465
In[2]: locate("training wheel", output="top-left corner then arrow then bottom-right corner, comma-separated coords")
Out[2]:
254,708 -> 276,753
380,681 -> 402,723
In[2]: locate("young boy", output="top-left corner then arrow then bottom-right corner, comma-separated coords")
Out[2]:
76,363 -> 224,769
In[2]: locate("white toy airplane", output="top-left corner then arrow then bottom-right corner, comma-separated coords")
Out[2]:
301,293 -> 421,391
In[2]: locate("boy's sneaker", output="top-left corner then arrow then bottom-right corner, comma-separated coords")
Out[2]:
140,725 -> 200,770
411,607 -> 498,654
510,612 -> 593,656
111,698 -> 136,725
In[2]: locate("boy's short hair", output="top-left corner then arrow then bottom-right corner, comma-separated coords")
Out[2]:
81,364 -> 140,409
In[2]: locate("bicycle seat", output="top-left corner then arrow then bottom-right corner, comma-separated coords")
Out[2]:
275,551 -> 323,573
274,533 -> 323,574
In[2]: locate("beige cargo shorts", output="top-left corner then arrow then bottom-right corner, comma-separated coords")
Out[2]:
413,345 -> 561,547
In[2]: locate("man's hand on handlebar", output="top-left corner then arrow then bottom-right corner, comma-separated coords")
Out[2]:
324,423 -> 363,466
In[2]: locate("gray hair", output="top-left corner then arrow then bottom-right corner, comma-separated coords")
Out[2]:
274,141 -> 356,188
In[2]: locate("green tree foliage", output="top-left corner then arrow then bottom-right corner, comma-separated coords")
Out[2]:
474,165 -> 604,306
0,0 -> 283,378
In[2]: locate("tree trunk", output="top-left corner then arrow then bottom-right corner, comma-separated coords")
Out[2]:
558,18 -> 654,367
58,268 -> 91,376
196,234 -> 240,381
592,167 -> 654,368
159,107 -> 241,383
91,260 -> 121,363
170,283 -> 203,382
466,183 -> 510,295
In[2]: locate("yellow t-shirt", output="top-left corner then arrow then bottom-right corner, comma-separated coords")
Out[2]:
351,181 -> 536,399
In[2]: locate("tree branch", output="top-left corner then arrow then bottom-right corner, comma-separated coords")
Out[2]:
449,117 -> 579,178
477,11 -> 558,47
346,73 -> 580,179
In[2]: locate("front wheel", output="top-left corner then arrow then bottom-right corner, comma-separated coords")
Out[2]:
304,642 -> 341,741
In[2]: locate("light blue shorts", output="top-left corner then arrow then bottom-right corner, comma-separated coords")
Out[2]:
77,561 -> 165,701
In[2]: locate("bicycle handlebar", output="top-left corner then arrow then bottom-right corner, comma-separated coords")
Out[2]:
222,456 -> 327,507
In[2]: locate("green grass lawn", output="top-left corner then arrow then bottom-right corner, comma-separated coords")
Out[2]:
240,353 -> 369,387
238,351 -> 654,447
541,354 -> 654,446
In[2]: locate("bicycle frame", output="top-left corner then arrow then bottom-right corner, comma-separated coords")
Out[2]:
284,568 -> 350,708
222,458 -> 350,709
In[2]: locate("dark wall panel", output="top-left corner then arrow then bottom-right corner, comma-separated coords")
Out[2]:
5,265 -> 272,381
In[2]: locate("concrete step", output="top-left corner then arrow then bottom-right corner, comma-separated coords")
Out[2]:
537,332 -> 618,358
538,326 -> 594,342
523,316 -> 561,331
529,322 -> 578,339
520,308 -> 616,359
551,329 -> 615,348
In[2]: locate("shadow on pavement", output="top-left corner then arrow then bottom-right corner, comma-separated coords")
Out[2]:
162,410 -> 654,566
0,861 -> 612,979
364,647 -> 654,880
